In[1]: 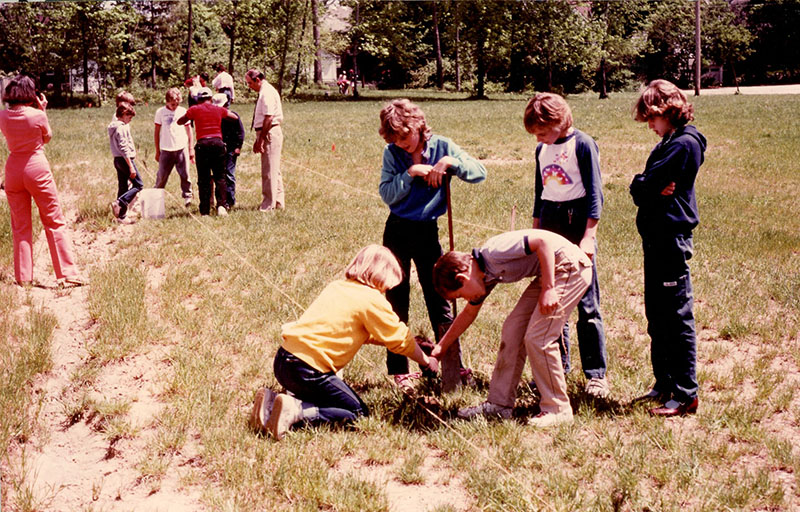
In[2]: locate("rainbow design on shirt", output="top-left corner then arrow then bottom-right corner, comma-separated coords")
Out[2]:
542,164 -> 572,186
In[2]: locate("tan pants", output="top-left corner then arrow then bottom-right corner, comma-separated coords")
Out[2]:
487,245 -> 592,415
260,125 -> 284,209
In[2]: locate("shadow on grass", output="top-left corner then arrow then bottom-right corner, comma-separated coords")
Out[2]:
287,90 -> 505,103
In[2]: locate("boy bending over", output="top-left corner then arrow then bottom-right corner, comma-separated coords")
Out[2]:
431,229 -> 592,428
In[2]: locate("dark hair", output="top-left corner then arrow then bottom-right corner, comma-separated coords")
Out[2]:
216,64 -> 226,72
199,72 -> 210,82
432,251 -> 472,297
4,75 -> 37,106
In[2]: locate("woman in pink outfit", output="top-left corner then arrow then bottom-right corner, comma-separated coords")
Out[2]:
0,75 -> 83,286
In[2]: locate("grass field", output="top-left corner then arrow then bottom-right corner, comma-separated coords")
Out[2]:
2,89 -> 799,511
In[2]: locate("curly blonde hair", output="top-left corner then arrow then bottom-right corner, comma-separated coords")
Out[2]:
634,79 -> 695,126
378,99 -> 432,144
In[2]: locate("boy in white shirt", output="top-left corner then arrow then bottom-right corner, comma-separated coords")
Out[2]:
154,88 -> 194,206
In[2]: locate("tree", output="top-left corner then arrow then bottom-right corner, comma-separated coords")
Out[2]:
742,0 -> 800,83
312,0 -> 322,84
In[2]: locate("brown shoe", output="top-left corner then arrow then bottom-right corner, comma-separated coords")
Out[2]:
650,398 -> 698,417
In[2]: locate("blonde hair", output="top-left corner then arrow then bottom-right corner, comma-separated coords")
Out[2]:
523,92 -> 573,133
165,88 -> 182,103
634,79 -> 694,126
378,99 -> 432,144
345,245 -> 403,292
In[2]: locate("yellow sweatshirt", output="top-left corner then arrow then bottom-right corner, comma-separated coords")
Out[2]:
281,279 -> 415,373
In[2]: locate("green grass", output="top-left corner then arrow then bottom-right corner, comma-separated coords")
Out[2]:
2,89 -> 799,510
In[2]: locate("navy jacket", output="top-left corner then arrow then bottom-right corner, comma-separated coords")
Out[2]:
630,125 -> 706,237
221,110 -> 245,153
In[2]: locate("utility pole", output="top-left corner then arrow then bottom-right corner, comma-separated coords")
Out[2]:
695,0 -> 701,96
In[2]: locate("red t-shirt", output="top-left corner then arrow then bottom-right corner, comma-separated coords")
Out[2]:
185,102 -> 226,140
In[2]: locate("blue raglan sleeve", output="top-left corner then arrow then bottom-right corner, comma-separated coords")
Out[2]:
630,140 -> 690,207
444,138 -> 487,184
379,145 -> 415,207
532,144 -> 544,219
575,131 -> 603,220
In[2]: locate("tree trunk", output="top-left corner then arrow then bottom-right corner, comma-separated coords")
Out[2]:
455,4 -> 461,92
292,0 -> 309,96
278,0 -> 293,95
433,1 -> 444,89
476,28 -> 487,98
228,0 -> 237,73
82,28 -> 89,94
598,57 -> 608,99
312,0 -> 322,84
185,0 -> 193,79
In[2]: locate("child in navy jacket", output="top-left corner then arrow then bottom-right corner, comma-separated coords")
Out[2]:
630,79 -> 707,417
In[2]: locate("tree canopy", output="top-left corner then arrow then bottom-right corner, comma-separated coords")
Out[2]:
0,0 -> 796,99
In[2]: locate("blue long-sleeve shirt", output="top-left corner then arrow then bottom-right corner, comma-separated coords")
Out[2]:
630,125 -> 706,237
379,134 -> 487,221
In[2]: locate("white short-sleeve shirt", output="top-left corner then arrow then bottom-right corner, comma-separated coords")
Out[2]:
154,106 -> 188,151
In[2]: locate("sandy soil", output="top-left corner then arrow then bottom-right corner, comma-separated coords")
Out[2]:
2,194 -> 206,511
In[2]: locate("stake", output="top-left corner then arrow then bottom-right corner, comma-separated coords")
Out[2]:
441,173 -> 461,392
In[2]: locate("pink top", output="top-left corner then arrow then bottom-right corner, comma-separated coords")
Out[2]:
0,107 -> 51,155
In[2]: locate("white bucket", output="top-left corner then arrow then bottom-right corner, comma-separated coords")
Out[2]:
140,188 -> 166,219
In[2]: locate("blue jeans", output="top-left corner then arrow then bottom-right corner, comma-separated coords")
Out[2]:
223,150 -> 238,207
273,347 -> 368,426
538,199 -> 607,378
113,157 -> 143,219
642,233 -> 698,403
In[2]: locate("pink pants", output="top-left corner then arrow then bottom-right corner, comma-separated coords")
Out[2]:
5,152 -> 78,283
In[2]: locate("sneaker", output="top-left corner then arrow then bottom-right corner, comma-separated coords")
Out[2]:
393,372 -> 421,393
265,393 -> 304,440
249,388 -> 278,433
184,197 -> 192,207
527,410 -> 573,428
259,205 -> 275,213
457,401 -> 512,420
217,205 -> 228,216
585,377 -> 610,399
115,216 -> 136,225
110,200 -> 121,218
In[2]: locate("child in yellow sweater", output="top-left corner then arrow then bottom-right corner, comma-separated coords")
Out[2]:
250,245 -> 439,440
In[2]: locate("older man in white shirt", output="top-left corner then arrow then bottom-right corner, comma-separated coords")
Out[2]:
245,68 -> 284,212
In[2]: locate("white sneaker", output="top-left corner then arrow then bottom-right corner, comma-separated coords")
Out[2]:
585,377 -> 610,399
217,205 -> 228,216
184,197 -> 192,207
265,394 -> 304,440
457,401 -> 512,420
527,410 -> 573,428
249,388 -> 277,433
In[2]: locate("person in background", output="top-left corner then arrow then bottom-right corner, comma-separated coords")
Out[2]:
212,64 -> 235,106
245,69 -> 284,212
0,75 -> 85,287
154,87 -> 194,207
212,93 -> 244,209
